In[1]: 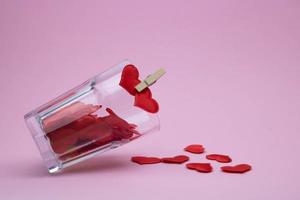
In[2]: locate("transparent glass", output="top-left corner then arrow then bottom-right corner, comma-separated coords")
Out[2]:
24,61 -> 160,173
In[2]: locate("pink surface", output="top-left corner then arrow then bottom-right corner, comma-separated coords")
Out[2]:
1,0 -> 300,199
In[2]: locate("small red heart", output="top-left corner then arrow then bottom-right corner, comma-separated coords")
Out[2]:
161,155 -> 189,164
206,154 -> 232,163
131,156 -> 161,165
134,88 -> 159,113
221,164 -> 252,173
119,64 -> 141,96
184,144 -> 205,154
186,163 -> 213,173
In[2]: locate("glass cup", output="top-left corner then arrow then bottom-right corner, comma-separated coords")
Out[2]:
24,61 -> 160,173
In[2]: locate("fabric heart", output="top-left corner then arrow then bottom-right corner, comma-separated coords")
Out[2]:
119,64 -> 141,95
131,156 -> 161,165
134,88 -> 159,113
161,155 -> 189,164
221,164 -> 251,173
206,154 -> 232,163
184,144 -> 205,154
186,163 -> 213,173
119,64 -> 160,113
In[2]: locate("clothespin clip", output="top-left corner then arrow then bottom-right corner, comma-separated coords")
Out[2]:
135,68 -> 166,92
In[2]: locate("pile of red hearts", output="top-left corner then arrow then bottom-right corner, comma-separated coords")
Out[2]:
44,103 -> 140,161
131,144 -> 252,174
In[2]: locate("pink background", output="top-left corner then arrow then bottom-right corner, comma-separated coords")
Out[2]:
1,0 -> 300,199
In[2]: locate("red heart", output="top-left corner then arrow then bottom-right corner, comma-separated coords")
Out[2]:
134,88 -> 159,113
119,65 -> 160,113
131,156 -> 161,165
186,163 -> 213,173
119,64 -> 141,96
184,144 -> 205,154
206,154 -> 232,163
161,155 -> 189,164
221,164 -> 252,173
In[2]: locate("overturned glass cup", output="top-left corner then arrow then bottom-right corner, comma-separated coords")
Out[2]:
24,61 -> 164,173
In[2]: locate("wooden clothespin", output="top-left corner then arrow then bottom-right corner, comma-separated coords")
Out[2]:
135,68 -> 166,92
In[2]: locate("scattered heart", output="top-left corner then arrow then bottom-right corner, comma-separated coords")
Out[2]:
131,156 -> 161,165
184,144 -> 205,154
221,164 -> 252,173
161,155 -> 189,164
131,144 -> 252,175
206,154 -> 232,163
186,163 -> 213,173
